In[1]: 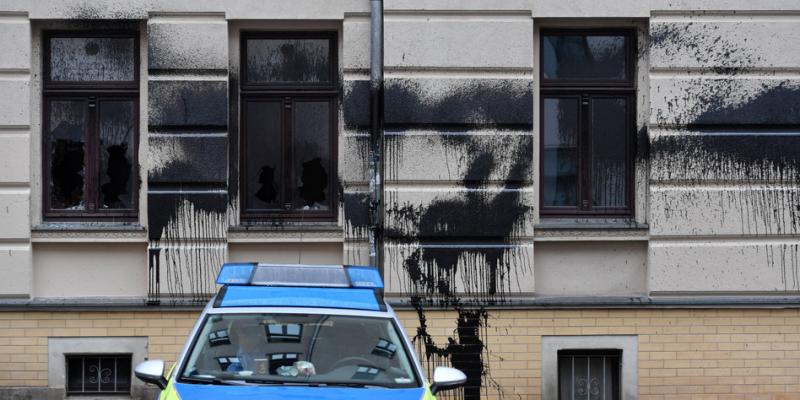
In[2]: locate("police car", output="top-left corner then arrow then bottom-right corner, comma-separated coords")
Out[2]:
134,263 -> 466,399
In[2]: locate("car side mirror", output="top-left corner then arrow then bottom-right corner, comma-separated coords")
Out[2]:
430,366 -> 467,395
134,360 -> 168,390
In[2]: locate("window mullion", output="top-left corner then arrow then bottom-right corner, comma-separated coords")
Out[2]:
283,96 -> 293,211
580,94 -> 591,211
86,96 -> 99,213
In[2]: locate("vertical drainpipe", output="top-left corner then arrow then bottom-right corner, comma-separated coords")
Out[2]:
368,0 -> 385,273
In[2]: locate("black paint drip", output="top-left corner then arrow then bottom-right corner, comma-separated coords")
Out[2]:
387,135 -> 532,400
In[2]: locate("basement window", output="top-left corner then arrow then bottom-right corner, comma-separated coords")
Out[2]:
540,29 -> 635,217
240,32 -> 338,222
558,350 -> 621,400
66,354 -> 132,395
43,31 -> 139,221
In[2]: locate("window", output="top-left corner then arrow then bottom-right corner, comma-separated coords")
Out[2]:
240,32 -> 338,221
266,323 -> 302,342
558,350 -> 620,400
540,29 -> 635,216
208,329 -> 231,347
43,31 -> 139,220
66,354 -> 132,395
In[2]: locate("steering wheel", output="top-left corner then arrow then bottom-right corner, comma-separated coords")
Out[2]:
329,356 -> 374,371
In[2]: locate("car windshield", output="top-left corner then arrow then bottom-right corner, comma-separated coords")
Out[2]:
179,313 -> 420,388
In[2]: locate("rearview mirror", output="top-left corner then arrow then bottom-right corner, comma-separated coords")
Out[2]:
430,366 -> 467,395
134,360 -> 167,390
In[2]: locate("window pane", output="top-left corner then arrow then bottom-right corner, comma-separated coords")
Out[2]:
49,100 -> 87,210
49,37 -> 135,82
589,356 -> 604,400
606,356 -> 620,400
542,98 -> 579,207
246,38 -> 331,84
115,357 -> 132,393
98,100 -> 135,210
573,356 -> 589,400
66,357 -> 84,393
292,101 -> 331,210
84,356 -> 100,392
591,97 -> 627,208
99,357 -> 116,392
245,101 -> 283,210
543,35 -> 627,81
559,356 -> 573,399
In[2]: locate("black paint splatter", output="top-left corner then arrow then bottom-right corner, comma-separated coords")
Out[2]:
386,131 -> 532,399
651,23 -> 800,290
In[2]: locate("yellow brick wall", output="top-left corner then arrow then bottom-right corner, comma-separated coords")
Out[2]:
1,308 -> 800,399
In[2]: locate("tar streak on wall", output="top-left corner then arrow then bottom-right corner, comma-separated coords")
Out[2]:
370,78 -> 533,399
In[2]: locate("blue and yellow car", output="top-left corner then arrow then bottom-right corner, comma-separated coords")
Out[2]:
134,263 -> 466,400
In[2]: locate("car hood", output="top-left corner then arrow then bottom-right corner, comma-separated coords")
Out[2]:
173,382 -> 427,400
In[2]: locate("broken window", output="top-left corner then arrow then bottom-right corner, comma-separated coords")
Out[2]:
240,32 -> 338,221
44,32 -> 139,220
540,29 -> 634,217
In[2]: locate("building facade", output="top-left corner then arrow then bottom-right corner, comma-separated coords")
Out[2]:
0,0 -> 800,398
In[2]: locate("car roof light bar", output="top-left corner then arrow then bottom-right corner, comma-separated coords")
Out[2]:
251,264 -> 349,287
215,263 -> 256,285
215,263 -> 383,289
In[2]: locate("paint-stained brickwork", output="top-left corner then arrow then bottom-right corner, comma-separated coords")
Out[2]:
3,309 -> 800,400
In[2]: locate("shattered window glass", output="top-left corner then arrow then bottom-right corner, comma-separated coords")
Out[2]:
44,32 -> 138,219
292,101 -> 331,211
49,100 -> 87,210
49,37 -> 135,82
98,100 -> 135,209
240,32 -> 338,220
245,38 -> 331,84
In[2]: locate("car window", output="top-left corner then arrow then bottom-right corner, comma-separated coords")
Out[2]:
179,313 -> 420,388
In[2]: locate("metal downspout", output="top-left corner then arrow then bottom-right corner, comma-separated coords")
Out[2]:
368,0 -> 385,273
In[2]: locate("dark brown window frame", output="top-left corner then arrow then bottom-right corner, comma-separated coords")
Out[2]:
539,28 -> 636,217
42,30 -> 140,221
239,31 -> 339,222
557,349 -> 621,400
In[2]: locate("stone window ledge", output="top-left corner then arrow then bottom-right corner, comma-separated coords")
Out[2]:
32,223 -> 147,242
535,219 -> 649,241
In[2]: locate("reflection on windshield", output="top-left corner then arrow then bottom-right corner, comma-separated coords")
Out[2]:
180,313 -> 419,388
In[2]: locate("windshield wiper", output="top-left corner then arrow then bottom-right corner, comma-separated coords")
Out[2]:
313,382 -> 391,389
181,376 -> 254,386
232,379 -> 389,389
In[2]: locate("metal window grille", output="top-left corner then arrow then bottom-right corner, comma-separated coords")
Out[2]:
558,350 -> 621,400
66,354 -> 132,395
